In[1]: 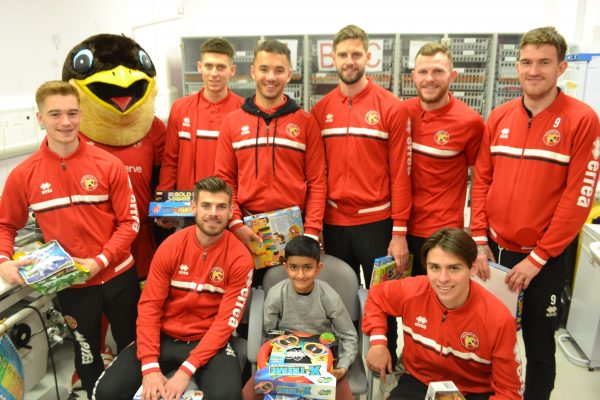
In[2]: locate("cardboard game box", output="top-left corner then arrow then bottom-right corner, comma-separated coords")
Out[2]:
425,381 -> 466,400
254,331 -> 337,399
370,254 -> 413,287
149,191 -> 193,217
243,206 -> 304,269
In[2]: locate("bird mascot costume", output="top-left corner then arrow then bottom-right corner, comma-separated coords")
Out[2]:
62,34 -> 166,279
62,34 -> 166,394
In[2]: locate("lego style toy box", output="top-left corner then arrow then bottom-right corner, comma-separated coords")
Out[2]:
254,331 -> 337,399
149,191 -> 193,217
243,206 -> 304,269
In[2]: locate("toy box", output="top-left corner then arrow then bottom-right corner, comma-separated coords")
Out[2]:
254,331 -> 337,399
243,206 -> 304,269
13,240 -> 90,295
148,191 -> 193,217
370,254 -> 412,286
425,381 -> 466,400
133,387 -> 203,400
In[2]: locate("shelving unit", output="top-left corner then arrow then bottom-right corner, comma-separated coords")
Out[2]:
180,32 -> 524,120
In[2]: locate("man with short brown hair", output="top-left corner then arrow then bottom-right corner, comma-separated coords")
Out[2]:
471,26 -> 600,399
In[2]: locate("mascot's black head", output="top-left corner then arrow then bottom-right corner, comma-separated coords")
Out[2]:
62,33 -> 156,113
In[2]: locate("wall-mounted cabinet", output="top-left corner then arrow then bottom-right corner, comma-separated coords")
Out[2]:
181,33 -> 522,119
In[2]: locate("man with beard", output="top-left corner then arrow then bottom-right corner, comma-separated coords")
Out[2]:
94,176 -> 254,400
471,26 -> 600,400
404,43 -> 484,276
310,24 -> 411,368
215,39 -> 326,284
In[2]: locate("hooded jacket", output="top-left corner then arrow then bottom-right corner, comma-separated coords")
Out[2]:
215,96 -> 326,237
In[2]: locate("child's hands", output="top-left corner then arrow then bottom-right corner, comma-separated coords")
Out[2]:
331,367 -> 347,380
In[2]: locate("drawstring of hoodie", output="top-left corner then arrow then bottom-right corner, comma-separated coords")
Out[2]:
241,96 -> 300,182
272,117 -> 279,175
254,117 -> 261,179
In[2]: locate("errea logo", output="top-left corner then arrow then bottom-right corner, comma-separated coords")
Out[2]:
40,182 -> 53,195
500,128 -> 510,139
325,113 -> 333,123
183,117 -> 191,128
241,125 -> 250,136
415,315 -> 428,329
178,264 -> 189,276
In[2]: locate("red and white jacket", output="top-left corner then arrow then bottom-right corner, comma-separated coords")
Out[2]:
310,78 -> 411,234
84,116 -> 166,277
158,88 -> 243,191
0,138 -> 139,286
137,226 -> 253,376
363,276 -> 523,399
470,91 -> 600,267
215,96 -> 326,238
405,94 -> 484,238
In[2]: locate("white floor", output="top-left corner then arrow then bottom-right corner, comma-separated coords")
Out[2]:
25,327 -> 600,399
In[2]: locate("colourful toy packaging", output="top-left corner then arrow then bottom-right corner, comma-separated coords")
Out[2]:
370,254 -> 412,287
148,191 -> 193,217
243,206 -> 304,269
254,331 -> 337,399
13,240 -> 90,295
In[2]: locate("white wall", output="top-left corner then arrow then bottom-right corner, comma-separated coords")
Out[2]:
1,0 -> 599,193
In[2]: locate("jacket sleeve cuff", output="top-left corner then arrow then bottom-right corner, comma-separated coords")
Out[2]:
528,249 -> 548,269
304,227 -> 320,238
229,220 -> 244,231
179,360 -> 198,377
368,328 -> 388,346
94,254 -> 109,269
392,222 -> 407,236
471,230 -> 488,245
140,358 -> 161,376
0,255 -> 11,263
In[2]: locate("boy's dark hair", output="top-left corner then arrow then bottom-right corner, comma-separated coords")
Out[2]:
520,26 -> 567,61
36,81 -> 80,111
193,176 -> 232,203
284,236 -> 320,263
420,228 -> 477,269
200,37 -> 236,59
254,39 -> 291,65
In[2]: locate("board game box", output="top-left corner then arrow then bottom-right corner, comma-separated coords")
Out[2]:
243,206 -> 304,269
254,331 -> 337,400
149,191 -> 193,217
370,254 -> 413,287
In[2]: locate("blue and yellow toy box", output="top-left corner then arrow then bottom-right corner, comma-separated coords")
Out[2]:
254,331 -> 337,399
148,191 -> 193,217
243,206 -> 304,269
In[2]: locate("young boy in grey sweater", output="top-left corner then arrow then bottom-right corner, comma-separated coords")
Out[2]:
242,236 -> 358,399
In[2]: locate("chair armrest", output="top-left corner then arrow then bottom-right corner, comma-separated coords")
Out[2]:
247,287 -> 265,365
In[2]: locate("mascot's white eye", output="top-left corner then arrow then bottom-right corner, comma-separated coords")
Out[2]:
73,49 -> 93,74
138,50 -> 153,73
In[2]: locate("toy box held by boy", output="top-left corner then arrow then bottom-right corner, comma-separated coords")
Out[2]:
148,191 -> 193,217
254,331 -> 337,399
243,206 -> 304,269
